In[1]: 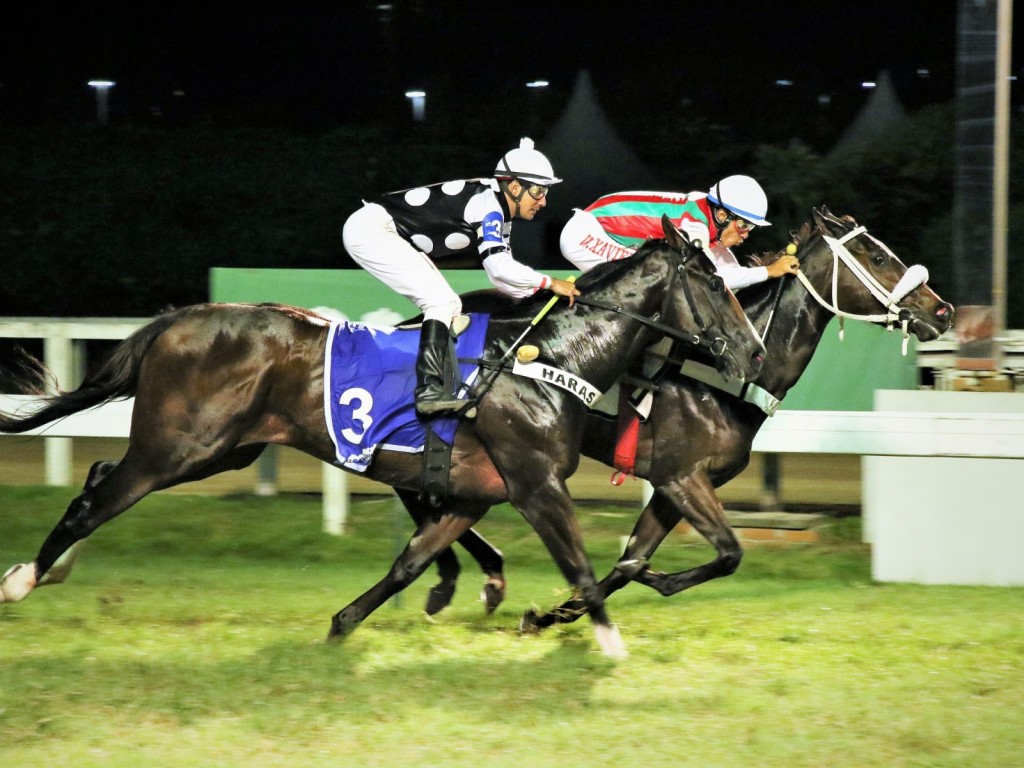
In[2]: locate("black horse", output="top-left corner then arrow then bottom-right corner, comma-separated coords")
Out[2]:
0,219 -> 765,658
401,207 -> 955,627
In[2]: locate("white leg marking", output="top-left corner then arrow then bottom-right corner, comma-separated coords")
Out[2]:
594,624 -> 629,660
0,562 -> 38,603
38,543 -> 83,586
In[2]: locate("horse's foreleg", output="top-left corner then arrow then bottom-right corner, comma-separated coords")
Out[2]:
522,484 -> 682,630
328,508 -> 481,641
634,472 -> 743,596
510,480 -> 626,659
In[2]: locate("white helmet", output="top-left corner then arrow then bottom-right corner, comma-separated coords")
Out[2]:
494,137 -> 562,185
707,175 -> 770,226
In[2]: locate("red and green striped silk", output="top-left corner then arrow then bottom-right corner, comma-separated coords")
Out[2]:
584,191 -> 711,248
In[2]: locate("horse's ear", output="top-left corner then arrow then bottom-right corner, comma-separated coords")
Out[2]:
661,214 -> 687,252
812,206 -> 838,236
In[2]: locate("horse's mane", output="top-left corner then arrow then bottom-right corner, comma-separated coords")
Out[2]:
741,209 -> 867,270
254,302 -> 333,325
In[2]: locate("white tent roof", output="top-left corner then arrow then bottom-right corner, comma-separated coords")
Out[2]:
830,70 -> 907,155
515,70 -> 662,266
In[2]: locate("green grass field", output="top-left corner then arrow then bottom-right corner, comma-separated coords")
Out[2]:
1,485 -> 1022,767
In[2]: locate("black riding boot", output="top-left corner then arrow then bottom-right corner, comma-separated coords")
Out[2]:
415,319 -> 462,416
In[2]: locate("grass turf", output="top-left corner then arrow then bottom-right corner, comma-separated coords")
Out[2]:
1,485 -> 1022,767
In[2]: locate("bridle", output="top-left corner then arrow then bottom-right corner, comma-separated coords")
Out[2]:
789,225 -> 929,355
464,243 -> 731,414
573,246 -> 729,358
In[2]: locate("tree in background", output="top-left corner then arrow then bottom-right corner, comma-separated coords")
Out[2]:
1,103 -> 1019,324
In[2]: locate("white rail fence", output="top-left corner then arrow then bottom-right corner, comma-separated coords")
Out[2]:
3,319 -> 1024,586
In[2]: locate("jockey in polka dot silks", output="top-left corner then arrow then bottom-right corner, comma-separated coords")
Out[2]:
343,138 -> 580,417
559,175 -> 799,290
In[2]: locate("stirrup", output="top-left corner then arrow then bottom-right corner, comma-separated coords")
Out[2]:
416,401 -> 462,416
416,397 -> 477,420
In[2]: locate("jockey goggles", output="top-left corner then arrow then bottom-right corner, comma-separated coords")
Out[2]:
519,180 -> 549,200
732,216 -> 756,233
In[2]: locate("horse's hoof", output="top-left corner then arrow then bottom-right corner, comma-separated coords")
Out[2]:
0,563 -> 37,603
325,625 -> 349,643
326,610 -> 359,642
425,582 -> 456,616
594,624 -> 629,660
481,577 -> 505,615
519,607 -> 544,634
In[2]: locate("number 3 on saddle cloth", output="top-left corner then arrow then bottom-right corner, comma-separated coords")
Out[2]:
323,314 -> 489,474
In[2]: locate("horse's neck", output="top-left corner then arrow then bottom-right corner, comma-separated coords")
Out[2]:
540,267 -> 668,390
557,300 -> 662,390
748,264 -> 836,399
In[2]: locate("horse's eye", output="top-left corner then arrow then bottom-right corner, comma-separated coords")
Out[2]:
709,276 -> 724,293
872,253 -> 886,266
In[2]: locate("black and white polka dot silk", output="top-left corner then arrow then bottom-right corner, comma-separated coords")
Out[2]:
376,178 -> 510,261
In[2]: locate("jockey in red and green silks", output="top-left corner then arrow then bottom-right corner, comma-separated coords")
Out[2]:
559,177 -> 796,292
584,191 -> 719,252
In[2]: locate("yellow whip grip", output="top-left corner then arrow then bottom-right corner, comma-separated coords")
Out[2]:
531,275 -> 576,327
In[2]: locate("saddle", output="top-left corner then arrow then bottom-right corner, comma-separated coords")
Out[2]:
323,314 -> 487,495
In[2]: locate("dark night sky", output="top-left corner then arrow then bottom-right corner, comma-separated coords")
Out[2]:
3,1 -> 1017,125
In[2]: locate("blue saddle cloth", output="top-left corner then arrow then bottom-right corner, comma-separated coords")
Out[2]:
323,315 -> 489,472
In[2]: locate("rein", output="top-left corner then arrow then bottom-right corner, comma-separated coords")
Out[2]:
573,259 -> 729,358
795,226 -> 928,355
460,248 -> 729,411
755,270 -> 788,347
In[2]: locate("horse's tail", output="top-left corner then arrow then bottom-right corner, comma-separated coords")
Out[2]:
0,310 -> 183,434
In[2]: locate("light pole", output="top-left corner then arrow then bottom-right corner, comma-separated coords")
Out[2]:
404,90 -> 425,122
87,79 -> 115,124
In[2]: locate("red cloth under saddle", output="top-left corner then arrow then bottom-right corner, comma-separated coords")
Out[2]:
611,385 -> 641,486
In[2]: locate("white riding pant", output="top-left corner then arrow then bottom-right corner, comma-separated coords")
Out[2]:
342,202 -> 462,325
559,209 -> 637,273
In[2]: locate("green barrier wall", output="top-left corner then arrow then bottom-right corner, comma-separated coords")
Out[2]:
209,267 -> 918,411
209,267 -> 577,321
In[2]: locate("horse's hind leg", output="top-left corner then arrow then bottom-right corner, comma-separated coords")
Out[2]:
1,444 -> 268,604
0,456 -> 163,603
33,459 -> 121,588
396,489 -> 506,616
459,526 -> 506,614
395,489 -> 460,616
328,505 -> 485,641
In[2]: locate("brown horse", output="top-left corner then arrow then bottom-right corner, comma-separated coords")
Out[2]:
0,218 -> 765,658
404,207 -> 955,626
